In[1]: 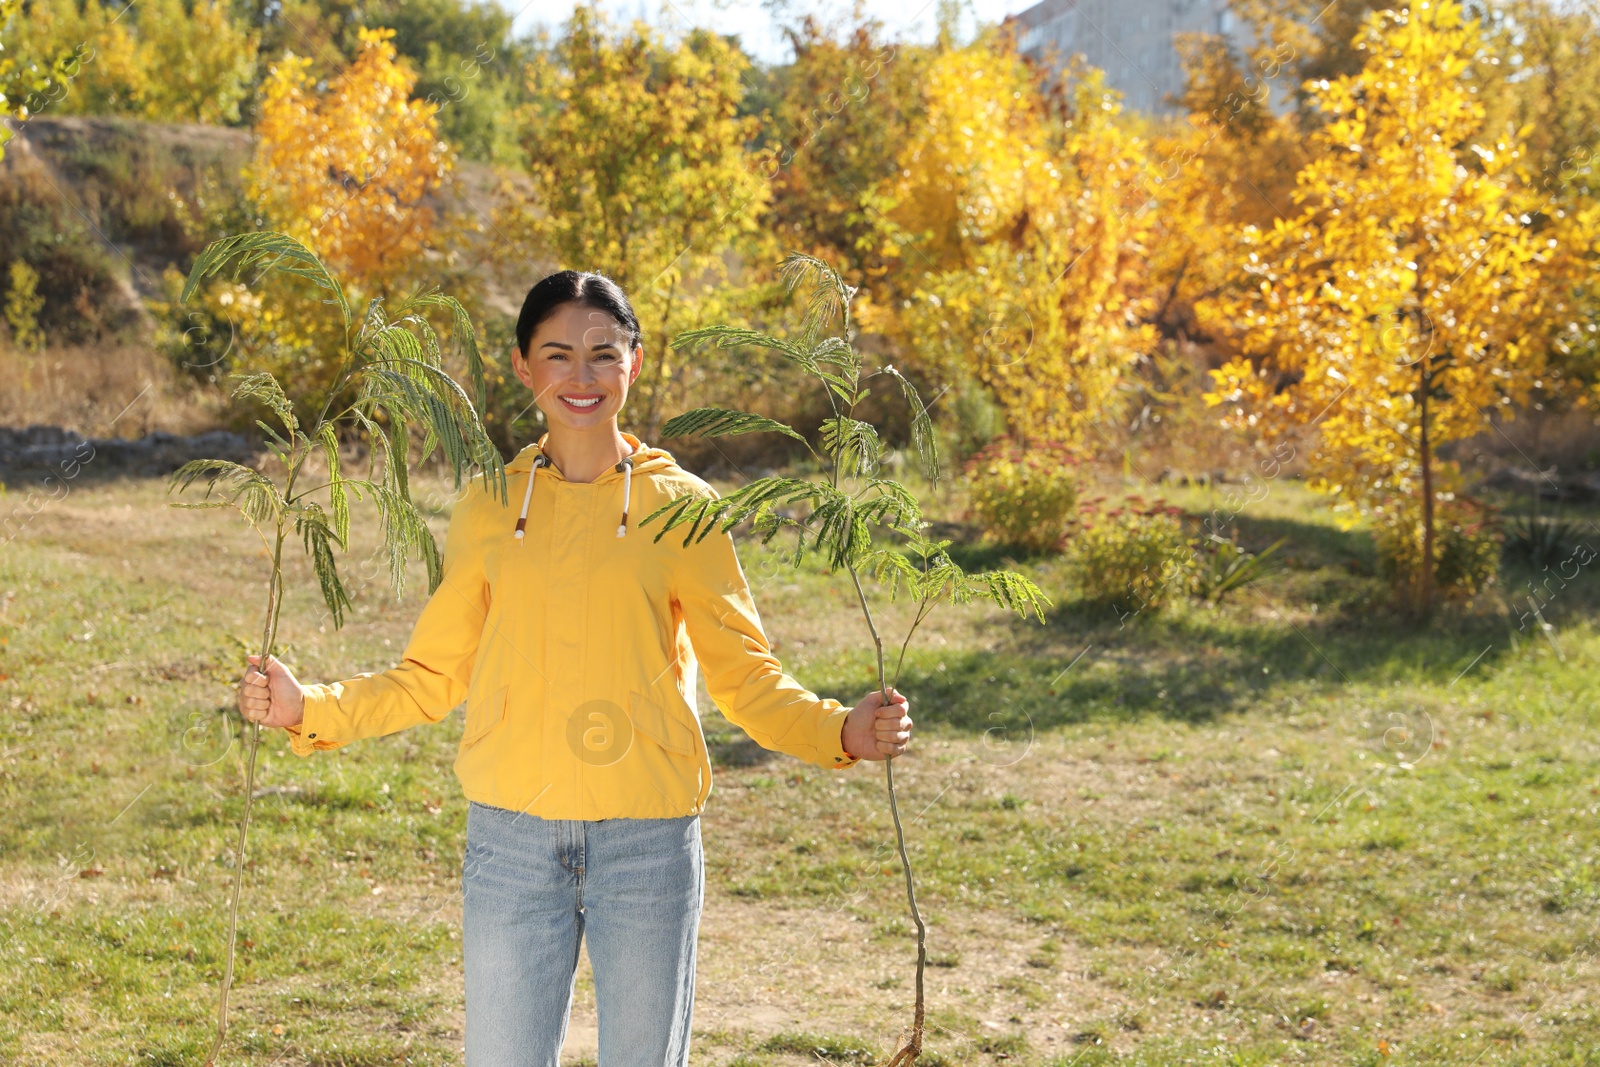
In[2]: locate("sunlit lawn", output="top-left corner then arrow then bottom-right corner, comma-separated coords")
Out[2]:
1,464 -> 1596,1066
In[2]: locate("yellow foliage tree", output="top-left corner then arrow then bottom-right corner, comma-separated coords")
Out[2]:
1,0 -> 87,160
1199,0 -> 1557,612
247,26 -> 451,290
3,0 -> 145,116
4,0 -> 254,123
135,0 -> 257,123
759,15 -> 923,280
1149,28 -> 1307,324
871,32 -> 1157,449
497,2 -> 770,440
185,27 -> 454,419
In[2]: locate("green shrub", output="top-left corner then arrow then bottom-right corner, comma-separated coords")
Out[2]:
0,159 -> 128,343
1188,533 -> 1287,604
4,260 -> 45,351
1069,496 -> 1191,617
1372,494 -> 1501,608
1503,511 -> 1577,569
962,435 -> 1079,554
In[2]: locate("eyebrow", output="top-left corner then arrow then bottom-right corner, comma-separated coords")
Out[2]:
538,340 -> 620,352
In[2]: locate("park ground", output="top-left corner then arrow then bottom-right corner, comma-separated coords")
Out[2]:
1,460 -> 1597,1066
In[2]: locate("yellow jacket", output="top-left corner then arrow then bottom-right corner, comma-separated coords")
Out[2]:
284,430 -> 860,818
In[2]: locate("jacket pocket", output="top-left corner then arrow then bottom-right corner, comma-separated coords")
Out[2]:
627,686 -> 701,757
461,683 -> 509,748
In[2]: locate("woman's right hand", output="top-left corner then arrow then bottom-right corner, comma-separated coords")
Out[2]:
239,653 -> 307,729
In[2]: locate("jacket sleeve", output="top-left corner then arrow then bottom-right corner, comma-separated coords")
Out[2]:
283,488 -> 488,756
672,488 -> 860,771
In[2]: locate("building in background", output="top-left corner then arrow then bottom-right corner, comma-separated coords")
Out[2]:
1009,0 -> 1282,115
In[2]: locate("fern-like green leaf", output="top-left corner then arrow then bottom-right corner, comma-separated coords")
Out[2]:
181,231 -> 350,329
231,371 -> 301,441
660,408 -> 817,456
342,478 -> 438,598
166,459 -> 284,527
821,416 -> 881,478
802,487 -> 875,570
849,478 -> 924,531
852,483 -> 925,534
296,504 -> 354,628
404,290 -> 489,412
968,568 -> 1054,621
669,326 -> 822,381
778,252 -> 856,343
816,367 -> 859,406
365,316 -> 428,367
881,364 -> 942,488
389,414 -> 412,504
358,355 -> 505,504
637,477 -> 834,548
861,547 -> 923,601
811,335 -> 855,368
314,423 -> 350,547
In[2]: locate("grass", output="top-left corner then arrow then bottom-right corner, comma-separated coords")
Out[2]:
1,464 -> 1597,1065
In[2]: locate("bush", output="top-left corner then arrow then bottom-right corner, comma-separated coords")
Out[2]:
1069,496 -> 1191,617
1372,494 -> 1501,609
0,155 -> 129,344
4,260 -> 45,351
962,435 -> 1080,554
1188,533 -> 1287,604
1503,511 -> 1577,569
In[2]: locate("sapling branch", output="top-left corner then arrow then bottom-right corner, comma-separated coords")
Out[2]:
649,251 -> 1051,1065
170,231 -> 505,1066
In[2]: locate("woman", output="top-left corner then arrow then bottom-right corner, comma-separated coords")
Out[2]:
236,269 -> 914,1067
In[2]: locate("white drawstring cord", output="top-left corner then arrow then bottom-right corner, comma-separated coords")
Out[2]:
615,456 -> 633,538
514,454 -> 547,544
515,443 -> 643,542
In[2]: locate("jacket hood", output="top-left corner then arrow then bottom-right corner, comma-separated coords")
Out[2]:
506,430 -> 680,542
503,430 -> 677,478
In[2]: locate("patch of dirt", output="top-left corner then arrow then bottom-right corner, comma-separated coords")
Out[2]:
691,894 -> 1109,1058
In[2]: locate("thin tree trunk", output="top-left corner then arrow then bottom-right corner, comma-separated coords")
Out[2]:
647,278 -> 680,442
205,528 -> 286,1066
1418,362 -> 1435,615
846,564 -> 925,1064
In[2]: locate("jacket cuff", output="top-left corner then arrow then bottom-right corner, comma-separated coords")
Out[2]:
284,684 -> 346,757
819,700 -> 860,770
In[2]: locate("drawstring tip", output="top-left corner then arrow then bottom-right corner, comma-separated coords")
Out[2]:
616,523 -> 627,538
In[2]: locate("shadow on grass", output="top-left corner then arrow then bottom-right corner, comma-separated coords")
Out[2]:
894,588 -> 1528,735
870,504 -> 1600,735
1228,512 -> 1378,573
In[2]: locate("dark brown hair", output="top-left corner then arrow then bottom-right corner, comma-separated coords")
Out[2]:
515,270 -> 642,356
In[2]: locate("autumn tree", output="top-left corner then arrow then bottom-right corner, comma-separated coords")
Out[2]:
135,0 -> 259,123
1199,0 -> 1558,613
5,0 -> 256,124
179,27 -> 455,419
1472,0 -> 1600,398
753,12 -> 926,280
1226,0 -> 1400,116
0,0 -> 86,160
247,26 -> 450,290
868,30 -> 1158,450
238,0 -> 532,163
1084,21 -> 1310,472
496,1 -> 770,441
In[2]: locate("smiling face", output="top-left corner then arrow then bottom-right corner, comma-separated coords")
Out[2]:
512,301 -> 643,432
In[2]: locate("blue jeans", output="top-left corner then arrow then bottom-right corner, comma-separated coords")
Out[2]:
461,801 -> 704,1066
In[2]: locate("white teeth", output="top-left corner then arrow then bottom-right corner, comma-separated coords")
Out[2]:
563,396 -> 601,408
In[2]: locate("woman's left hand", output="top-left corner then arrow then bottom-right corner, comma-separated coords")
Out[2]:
842,686 -> 912,761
